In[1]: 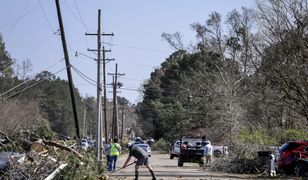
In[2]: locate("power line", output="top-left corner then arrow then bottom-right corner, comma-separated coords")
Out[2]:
5,0 -> 32,39
73,0 -> 89,31
0,0 -> 48,31
21,30 -> 59,58
102,42 -> 172,53
0,58 -> 64,97
119,87 -> 143,92
71,65 -> 97,87
116,59 -> 157,68
63,0 -> 88,31
120,77 -> 144,82
2,67 -> 67,100
38,0 -> 55,33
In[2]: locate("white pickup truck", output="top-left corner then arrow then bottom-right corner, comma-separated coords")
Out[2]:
170,140 -> 229,159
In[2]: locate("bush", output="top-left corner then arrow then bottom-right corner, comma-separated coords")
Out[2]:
33,120 -> 55,140
280,129 -> 308,143
239,128 -> 276,146
151,138 -> 169,153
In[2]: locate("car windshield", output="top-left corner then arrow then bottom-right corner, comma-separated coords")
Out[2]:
279,142 -> 301,153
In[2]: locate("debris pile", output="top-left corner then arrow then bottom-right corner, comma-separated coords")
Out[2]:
0,131 -> 103,179
208,156 -> 270,174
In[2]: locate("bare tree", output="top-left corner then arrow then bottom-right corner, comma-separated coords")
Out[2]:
192,12 -> 225,57
226,7 -> 262,75
161,32 -> 185,51
256,0 -> 308,124
0,99 -> 42,135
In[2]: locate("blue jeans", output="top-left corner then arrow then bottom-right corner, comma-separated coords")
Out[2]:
106,155 -> 112,171
110,155 -> 118,171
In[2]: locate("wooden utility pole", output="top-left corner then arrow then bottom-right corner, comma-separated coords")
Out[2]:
112,76 -> 117,138
102,47 -> 114,141
86,9 -> 113,161
120,105 -> 124,142
55,0 -> 80,139
82,108 -> 87,138
108,63 -> 124,138
89,9 -> 102,160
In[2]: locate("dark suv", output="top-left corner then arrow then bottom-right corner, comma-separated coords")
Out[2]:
277,140 -> 308,175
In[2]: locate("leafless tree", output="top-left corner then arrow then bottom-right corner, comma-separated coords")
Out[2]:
0,99 -> 42,135
161,32 -> 185,51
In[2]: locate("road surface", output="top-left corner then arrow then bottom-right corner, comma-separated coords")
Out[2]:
108,151 -> 253,180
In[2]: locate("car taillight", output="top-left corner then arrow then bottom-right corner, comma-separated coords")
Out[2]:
281,151 -> 286,158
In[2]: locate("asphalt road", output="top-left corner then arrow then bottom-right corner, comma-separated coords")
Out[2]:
108,151 -> 253,180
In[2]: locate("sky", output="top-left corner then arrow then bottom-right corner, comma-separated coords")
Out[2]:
0,0 -> 255,104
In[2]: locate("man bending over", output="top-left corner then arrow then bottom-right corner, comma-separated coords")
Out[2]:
122,143 -> 156,180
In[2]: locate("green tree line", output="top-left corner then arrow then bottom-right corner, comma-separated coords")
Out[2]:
136,0 -> 308,149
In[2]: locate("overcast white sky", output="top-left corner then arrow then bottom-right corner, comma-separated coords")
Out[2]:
0,0 -> 255,104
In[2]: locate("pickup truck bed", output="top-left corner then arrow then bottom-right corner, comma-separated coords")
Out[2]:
178,148 -> 204,166
177,136 -> 205,167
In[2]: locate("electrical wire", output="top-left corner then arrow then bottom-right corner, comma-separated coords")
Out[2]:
106,86 -> 142,92
2,67 -> 67,100
102,42 -> 172,53
116,59 -> 156,68
71,65 -> 97,87
73,0 -> 89,31
63,0 -> 87,31
0,0 -> 52,30
71,65 -> 96,83
119,77 -> 144,82
5,0 -> 32,39
0,58 -> 64,97
38,0 -> 55,33
21,30 -> 59,58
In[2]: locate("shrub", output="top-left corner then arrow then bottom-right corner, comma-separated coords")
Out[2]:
33,120 -> 55,140
239,128 -> 276,146
151,138 -> 169,153
280,129 -> 308,143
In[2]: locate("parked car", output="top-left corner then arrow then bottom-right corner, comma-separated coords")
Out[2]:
170,140 -> 180,159
212,145 -> 229,157
80,139 -> 89,151
277,140 -> 308,175
88,140 -> 95,147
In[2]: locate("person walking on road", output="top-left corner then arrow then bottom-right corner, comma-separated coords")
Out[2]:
105,139 -> 112,171
122,143 -> 157,180
203,140 -> 213,165
110,137 -> 121,171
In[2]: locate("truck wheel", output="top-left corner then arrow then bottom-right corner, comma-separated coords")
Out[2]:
178,157 -> 183,166
214,150 -> 222,158
170,154 -> 174,159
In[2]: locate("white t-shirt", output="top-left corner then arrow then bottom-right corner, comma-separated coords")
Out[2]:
204,144 -> 213,156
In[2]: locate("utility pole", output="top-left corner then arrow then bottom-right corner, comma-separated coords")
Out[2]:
86,9 -> 113,161
120,105 -> 125,142
102,47 -> 114,141
55,0 -> 80,139
108,63 -> 124,138
82,108 -> 87,138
